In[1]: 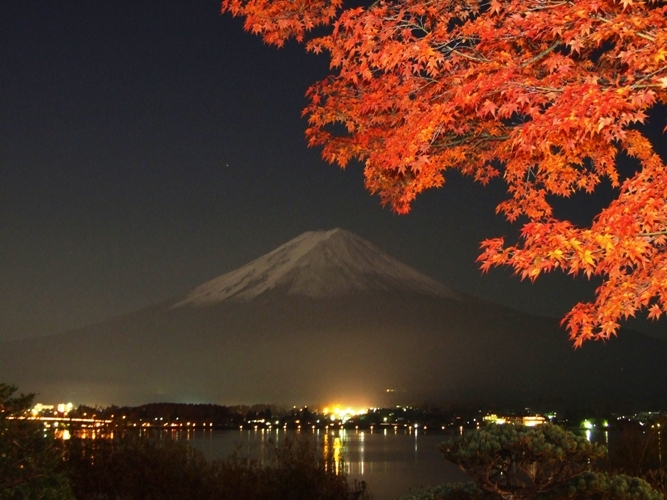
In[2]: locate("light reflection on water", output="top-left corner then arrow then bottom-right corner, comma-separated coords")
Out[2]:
180,428 -> 468,500
177,427 -> 631,498
61,426 -> 638,499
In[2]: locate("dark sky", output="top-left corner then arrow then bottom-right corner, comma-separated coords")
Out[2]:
1,0 -> 665,342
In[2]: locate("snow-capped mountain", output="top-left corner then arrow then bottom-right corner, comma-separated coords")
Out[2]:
174,228 -> 459,306
1,229 -> 665,408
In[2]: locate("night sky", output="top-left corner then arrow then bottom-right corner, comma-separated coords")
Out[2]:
1,0 -> 665,342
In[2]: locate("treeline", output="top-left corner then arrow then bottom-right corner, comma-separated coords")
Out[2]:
73,399 -> 666,432
74,402 -> 282,427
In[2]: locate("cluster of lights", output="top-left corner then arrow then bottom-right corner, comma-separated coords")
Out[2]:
482,414 -> 545,427
31,402 -> 74,416
128,421 -> 215,428
581,419 -> 609,429
321,405 -> 368,422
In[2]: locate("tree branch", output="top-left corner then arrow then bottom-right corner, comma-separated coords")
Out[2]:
594,15 -> 656,42
521,40 -> 561,68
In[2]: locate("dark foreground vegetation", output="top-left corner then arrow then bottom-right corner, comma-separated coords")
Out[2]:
0,384 -> 369,500
64,433 -> 369,500
2,383 -> 666,499
404,423 -> 665,500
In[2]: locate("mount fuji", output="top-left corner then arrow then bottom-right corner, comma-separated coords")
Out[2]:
1,229 -> 665,408
174,229 -> 459,305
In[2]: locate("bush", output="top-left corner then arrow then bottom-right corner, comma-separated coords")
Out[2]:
402,424 -> 663,500
401,482 -> 485,500
64,433 -> 210,499
64,431 -> 370,500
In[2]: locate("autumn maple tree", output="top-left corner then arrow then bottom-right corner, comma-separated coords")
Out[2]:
222,0 -> 667,346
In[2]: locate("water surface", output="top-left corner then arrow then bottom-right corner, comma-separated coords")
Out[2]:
182,428 -> 468,500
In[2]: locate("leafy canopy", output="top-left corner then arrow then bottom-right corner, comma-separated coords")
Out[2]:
439,424 -> 605,498
222,0 -> 667,345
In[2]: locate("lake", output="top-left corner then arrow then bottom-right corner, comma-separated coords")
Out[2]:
178,427 -> 469,500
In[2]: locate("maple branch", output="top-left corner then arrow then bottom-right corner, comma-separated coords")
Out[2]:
639,231 -> 667,237
433,135 -> 476,148
433,132 -> 509,149
396,17 -> 429,35
527,1 -> 569,11
630,66 -> 667,89
631,84 -> 667,90
524,85 -> 563,92
481,133 -> 510,141
451,49 -> 490,62
521,41 -> 561,68
436,37 -> 491,62
593,15 -> 656,42
431,122 -> 445,145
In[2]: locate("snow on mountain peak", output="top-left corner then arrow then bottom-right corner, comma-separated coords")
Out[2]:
173,229 -> 459,307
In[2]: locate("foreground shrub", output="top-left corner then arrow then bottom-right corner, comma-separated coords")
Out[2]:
403,473 -> 661,500
401,482 -> 486,500
64,433 -> 209,499
64,431 -> 369,500
402,424 -> 662,500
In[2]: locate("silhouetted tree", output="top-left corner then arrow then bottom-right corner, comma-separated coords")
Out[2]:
606,418 -> 667,497
0,383 -> 73,499
403,424 -> 661,500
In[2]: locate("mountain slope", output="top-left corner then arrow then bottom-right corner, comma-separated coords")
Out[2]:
174,228 -> 458,305
0,229 -> 665,409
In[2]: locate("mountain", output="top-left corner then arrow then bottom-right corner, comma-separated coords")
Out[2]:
173,229 -> 458,305
1,228 -> 665,409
